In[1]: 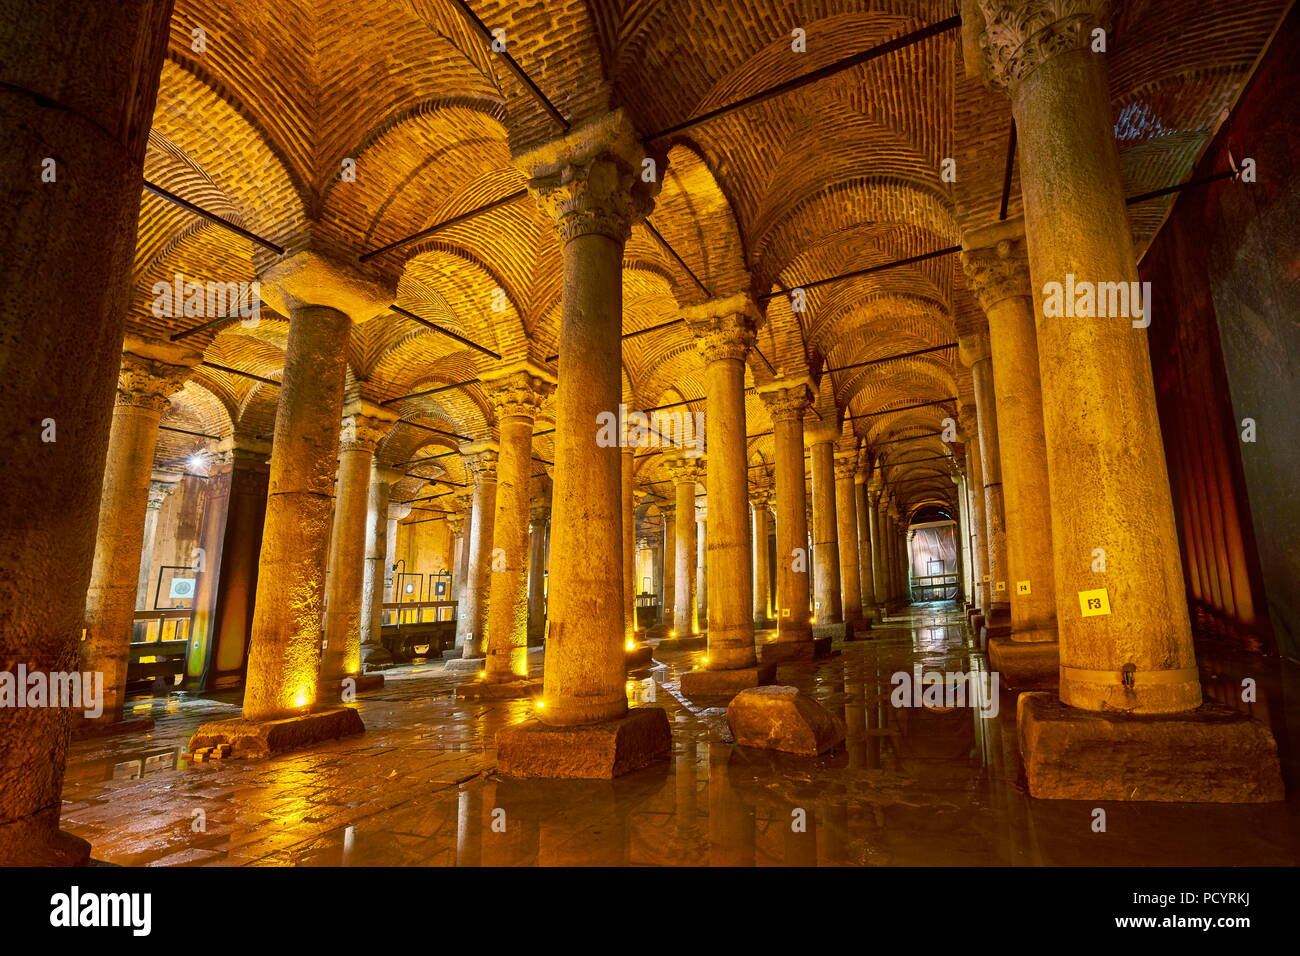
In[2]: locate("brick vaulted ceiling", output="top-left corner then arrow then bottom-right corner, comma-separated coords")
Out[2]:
134,0 -> 1287,518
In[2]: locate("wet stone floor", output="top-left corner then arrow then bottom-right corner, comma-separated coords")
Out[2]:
61,603 -> 1300,866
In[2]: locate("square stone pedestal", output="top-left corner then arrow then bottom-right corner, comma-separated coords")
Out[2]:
1018,692 -> 1285,802
455,678 -> 542,699
760,637 -> 833,664
496,706 -> 672,779
188,707 -> 365,760
318,673 -> 386,701
443,657 -> 485,674
680,662 -> 778,696
988,637 -> 1059,690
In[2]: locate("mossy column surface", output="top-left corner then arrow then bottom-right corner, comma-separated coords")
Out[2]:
515,111 -> 659,725
977,0 -> 1200,712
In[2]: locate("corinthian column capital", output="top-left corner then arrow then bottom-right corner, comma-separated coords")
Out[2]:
757,378 -> 813,424
515,110 -> 661,245
682,293 -> 763,365
483,365 -> 556,421
665,455 -> 705,486
461,442 -> 500,485
974,0 -> 1115,90
116,334 -> 203,412
961,218 -> 1033,312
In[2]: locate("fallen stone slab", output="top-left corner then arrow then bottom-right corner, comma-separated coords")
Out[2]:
727,685 -> 845,756
187,707 -> 365,760
496,706 -> 672,779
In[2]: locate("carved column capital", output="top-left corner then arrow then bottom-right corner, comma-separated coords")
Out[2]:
461,443 -> 499,485
665,455 -> 705,486
961,229 -> 1032,312
974,0 -> 1115,90
682,294 -> 762,365
484,366 -> 556,421
516,111 -> 660,245
757,379 -> 813,424
833,451 -> 859,482
528,503 -> 551,531
146,477 -> 180,511
117,348 -> 199,413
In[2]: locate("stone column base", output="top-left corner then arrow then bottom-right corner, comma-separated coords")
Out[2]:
624,643 -> 655,668
496,707 -> 672,779
443,657 -> 485,674
0,808 -> 92,866
456,678 -> 542,699
1018,692 -> 1285,802
187,707 -> 365,760
72,716 -> 156,740
814,620 -> 857,642
318,673 -> 386,699
361,644 -> 394,670
680,662 -> 778,696
988,637 -> 1059,691
760,637 -> 833,664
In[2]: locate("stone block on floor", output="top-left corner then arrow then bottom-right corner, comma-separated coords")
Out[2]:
727,685 -> 845,755
455,678 -> 542,699
1018,692 -> 1285,802
495,706 -> 672,779
443,657 -> 485,674
679,663 -> 778,697
187,707 -> 365,760
624,643 -> 654,668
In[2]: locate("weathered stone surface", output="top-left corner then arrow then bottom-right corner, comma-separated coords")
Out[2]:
727,685 -> 845,755
988,636 -> 1059,690
814,621 -> 856,643
496,707 -> 671,779
456,678 -> 542,699
1018,692 -> 1285,802
680,662 -> 777,696
188,707 -> 365,760
443,657 -> 485,674
624,643 -> 655,668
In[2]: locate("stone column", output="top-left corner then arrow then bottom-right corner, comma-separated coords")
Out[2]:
959,3 -> 1282,803
240,305 -> 354,720
0,0 -> 174,866
696,505 -> 708,620
667,457 -> 703,636
958,324 -> 1010,634
83,338 -> 201,725
963,219 -> 1060,685
621,447 -> 639,646
855,466 -> 878,623
453,443 -> 499,663
868,481 -> 887,618
975,0 -> 1198,713
806,427 -> 842,624
322,401 -> 398,687
360,462 -> 402,669
476,368 -> 553,688
527,504 -> 550,644
960,407 -> 988,621
190,438 -> 270,691
498,109 -> 672,773
136,475 -> 181,609
449,494 -> 472,616
661,505 -> 677,630
750,491 -> 773,625
682,296 -> 764,682
834,450 -> 863,623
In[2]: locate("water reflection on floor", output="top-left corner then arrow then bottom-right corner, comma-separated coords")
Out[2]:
60,603 -> 1300,866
